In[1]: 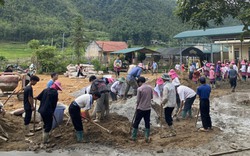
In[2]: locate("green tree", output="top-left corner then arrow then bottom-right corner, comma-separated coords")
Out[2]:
28,39 -> 40,49
0,0 -> 4,6
71,16 -> 87,62
35,46 -> 56,73
175,0 -> 250,30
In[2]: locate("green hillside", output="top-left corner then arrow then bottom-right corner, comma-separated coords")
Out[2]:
0,0 -> 241,47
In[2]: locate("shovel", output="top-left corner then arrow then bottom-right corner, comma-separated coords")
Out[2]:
31,99 -> 42,132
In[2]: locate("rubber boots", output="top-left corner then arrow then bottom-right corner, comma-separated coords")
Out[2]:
43,131 -> 50,143
94,112 -> 101,123
131,128 -> 138,141
76,131 -> 83,142
145,128 -> 150,143
169,125 -> 176,136
24,125 -> 34,137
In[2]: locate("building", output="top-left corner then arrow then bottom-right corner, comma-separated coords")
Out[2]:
85,41 -> 128,63
174,25 -> 250,64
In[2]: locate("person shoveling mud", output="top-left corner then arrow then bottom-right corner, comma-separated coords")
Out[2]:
68,92 -> 101,142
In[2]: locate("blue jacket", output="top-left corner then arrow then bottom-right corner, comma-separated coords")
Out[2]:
127,66 -> 142,81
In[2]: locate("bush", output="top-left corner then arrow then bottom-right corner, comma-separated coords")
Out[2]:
91,59 -> 101,71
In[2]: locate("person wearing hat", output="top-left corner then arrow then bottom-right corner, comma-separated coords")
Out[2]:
124,63 -> 144,100
131,77 -> 153,143
154,78 -> 164,98
89,75 -> 110,122
23,75 -> 40,137
228,64 -> 239,92
240,60 -> 247,81
4,64 -> 13,72
160,74 -> 177,137
36,80 -> 62,143
197,77 -> 212,132
69,92 -> 101,142
110,77 -> 125,101
209,66 -> 216,88
176,85 -> 196,119
167,69 -> 181,115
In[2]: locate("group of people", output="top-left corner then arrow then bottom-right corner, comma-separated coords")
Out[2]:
187,59 -> 249,92
130,66 -> 213,142
21,60 -> 214,144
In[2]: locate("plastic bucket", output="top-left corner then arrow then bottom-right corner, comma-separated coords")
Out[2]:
52,104 -> 66,129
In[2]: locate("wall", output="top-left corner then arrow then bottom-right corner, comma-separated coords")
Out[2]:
85,41 -> 102,58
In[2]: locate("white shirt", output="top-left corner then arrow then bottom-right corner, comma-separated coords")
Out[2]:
175,64 -> 180,71
85,85 -> 91,94
233,65 -> 238,72
172,77 -> 180,86
74,94 -> 93,110
196,62 -> 199,69
240,65 -> 246,72
177,85 -> 196,101
247,66 -> 250,73
161,82 -> 176,108
110,81 -> 123,93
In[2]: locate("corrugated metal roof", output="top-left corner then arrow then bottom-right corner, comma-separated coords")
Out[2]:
96,41 -> 128,52
112,47 -> 144,54
112,47 -> 159,54
174,25 -> 246,39
156,45 -> 228,56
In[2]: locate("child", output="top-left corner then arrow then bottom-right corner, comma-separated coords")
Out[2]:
209,66 -> 216,88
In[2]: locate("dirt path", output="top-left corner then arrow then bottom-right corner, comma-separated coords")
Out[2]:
0,72 -> 249,153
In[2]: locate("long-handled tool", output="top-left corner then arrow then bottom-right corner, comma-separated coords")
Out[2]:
53,115 -> 63,138
3,88 -> 23,106
129,109 -> 137,134
195,106 -> 200,129
33,99 -> 37,132
82,116 -> 112,134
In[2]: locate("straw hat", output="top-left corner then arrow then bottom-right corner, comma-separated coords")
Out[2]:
161,74 -> 170,81
118,77 -> 125,83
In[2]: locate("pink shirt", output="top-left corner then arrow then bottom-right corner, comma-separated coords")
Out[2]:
209,70 -> 215,79
137,84 -> 153,111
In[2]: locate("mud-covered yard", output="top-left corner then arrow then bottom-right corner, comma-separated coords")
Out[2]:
0,73 -> 250,155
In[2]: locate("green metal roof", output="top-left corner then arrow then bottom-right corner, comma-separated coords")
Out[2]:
174,25 -> 246,39
112,47 -> 144,54
111,47 -> 159,54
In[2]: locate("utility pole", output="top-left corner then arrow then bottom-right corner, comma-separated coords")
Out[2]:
62,33 -> 65,52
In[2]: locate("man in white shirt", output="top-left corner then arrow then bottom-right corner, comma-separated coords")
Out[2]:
176,85 -> 196,119
69,92 -> 101,142
110,77 -> 125,101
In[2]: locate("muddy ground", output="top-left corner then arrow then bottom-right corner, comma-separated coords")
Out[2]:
0,72 -> 250,155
